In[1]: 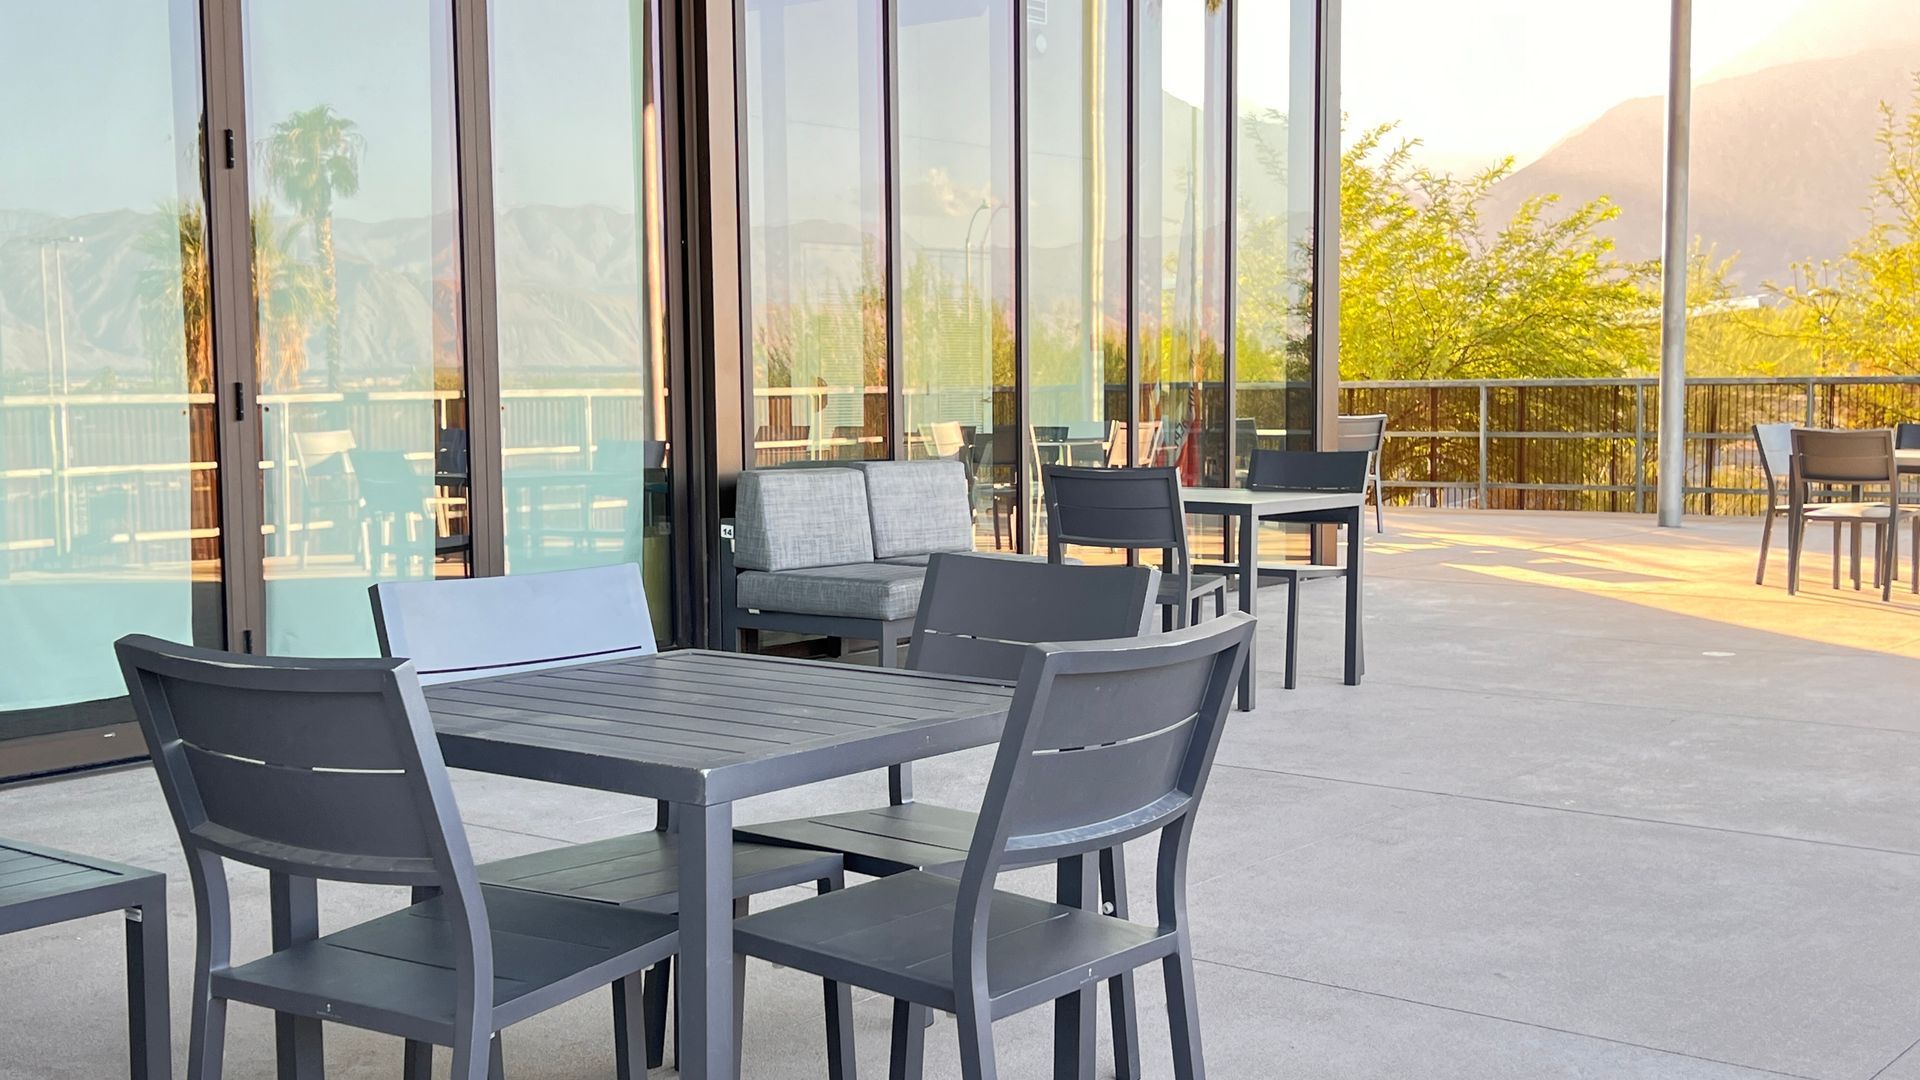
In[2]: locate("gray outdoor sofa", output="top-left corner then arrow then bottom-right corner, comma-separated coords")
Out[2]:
720,459 -> 1042,665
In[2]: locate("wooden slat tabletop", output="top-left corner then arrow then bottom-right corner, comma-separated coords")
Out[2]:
427,650 -> 1016,805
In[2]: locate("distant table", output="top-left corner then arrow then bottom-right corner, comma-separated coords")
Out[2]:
1182,487 -> 1369,710
423,651 -> 1016,1080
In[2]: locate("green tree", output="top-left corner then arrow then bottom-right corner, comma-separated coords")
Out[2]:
1335,124 -> 1658,382
1768,76 -> 1920,378
258,105 -> 364,388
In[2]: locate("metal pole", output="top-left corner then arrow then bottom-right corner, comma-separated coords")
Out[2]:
1656,0 -> 1692,527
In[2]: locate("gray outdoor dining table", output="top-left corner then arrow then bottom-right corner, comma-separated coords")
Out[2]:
1182,485 -> 1370,709
270,649 -> 1016,1080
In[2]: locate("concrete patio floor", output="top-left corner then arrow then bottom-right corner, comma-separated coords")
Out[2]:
3,509 -> 1918,1079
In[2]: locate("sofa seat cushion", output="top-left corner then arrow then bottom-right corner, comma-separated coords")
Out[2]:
852,459 -> 974,559
735,468 -> 875,571
736,562 -> 927,622
878,551 -> 1061,567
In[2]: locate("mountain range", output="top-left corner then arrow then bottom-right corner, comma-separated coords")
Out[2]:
1484,1 -> 1920,288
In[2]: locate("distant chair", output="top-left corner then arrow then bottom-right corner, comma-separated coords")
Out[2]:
1337,413 -> 1389,533
1105,419 -> 1163,468
1784,428 -> 1915,600
1247,449 -> 1371,688
733,614 -> 1256,1080
1045,464 -> 1227,628
921,421 -> 968,461
116,634 -> 679,1080
1898,423 -> 1920,506
1751,423 -> 1795,585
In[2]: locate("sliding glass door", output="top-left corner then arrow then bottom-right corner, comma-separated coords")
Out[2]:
0,0 -> 222,771
242,0 -> 472,656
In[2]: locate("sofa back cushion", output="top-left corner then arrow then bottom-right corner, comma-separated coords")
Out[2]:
856,459 -> 974,559
735,468 -> 875,571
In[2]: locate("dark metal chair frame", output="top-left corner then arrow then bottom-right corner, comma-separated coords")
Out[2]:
1042,464 -> 1227,629
736,613 -> 1256,1080
0,837 -> 170,1079
116,635 -> 681,1080
734,553 -> 1162,1079
1245,449 -> 1370,689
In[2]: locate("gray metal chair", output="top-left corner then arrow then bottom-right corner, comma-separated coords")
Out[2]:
1751,423 -> 1795,584
1785,428 -> 1916,600
1043,465 -> 1227,629
736,613 -> 1256,1080
1246,449 -> 1370,689
1337,413 -> 1389,533
369,565 -> 851,1076
735,552 -> 1161,1079
0,838 -> 169,1079
115,635 -> 680,1080
1898,423 -> 1920,506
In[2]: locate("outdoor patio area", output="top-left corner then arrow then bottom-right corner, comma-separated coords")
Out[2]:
3,508 -> 1918,1080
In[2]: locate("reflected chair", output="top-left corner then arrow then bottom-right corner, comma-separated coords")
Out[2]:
1337,413 -> 1390,533
735,614 -> 1256,1080
1751,423 -> 1795,585
734,553 -> 1162,1080
350,449 -> 432,577
116,635 -> 680,1080
1247,449 -> 1371,688
1045,465 -> 1228,628
1785,428 -> 1916,600
290,429 -> 359,567
368,565 -> 853,1077
1106,419 -> 1163,468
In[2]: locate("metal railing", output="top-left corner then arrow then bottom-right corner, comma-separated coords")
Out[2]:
1335,376 -> 1920,516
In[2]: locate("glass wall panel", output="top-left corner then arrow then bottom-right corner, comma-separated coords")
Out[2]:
0,1 -> 221,742
744,0 -> 888,467
1236,0 -> 1317,473
245,0 -> 469,655
1025,0 -> 1129,553
1138,0 -> 1230,487
491,0 -> 674,641
900,0 -> 1017,550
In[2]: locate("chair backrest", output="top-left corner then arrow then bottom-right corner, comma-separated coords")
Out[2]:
1337,413 -> 1388,455
1106,420 -> 1162,467
951,615 -> 1254,964
1752,423 -> 1793,494
923,421 -> 967,460
293,428 -> 357,477
437,426 -> 471,476
116,635 -> 477,892
1043,465 -> 1189,559
907,554 -> 1161,681
734,467 -> 875,571
1790,428 -> 1896,488
1246,449 -> 1369,493
1895,423 -> 1920,451
850,459 -> 974,560
369,564 -> 657,684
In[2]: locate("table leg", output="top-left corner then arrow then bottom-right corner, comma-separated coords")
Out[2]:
1053,855 -> 1096,1080
1345,506 -> 1364,686
677,801 -> 737,1080
125,893 -> 170,1080
270,873 -> 324,1080
1235,508 -> 1257,711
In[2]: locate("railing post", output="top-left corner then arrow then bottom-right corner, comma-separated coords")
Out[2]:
1633,383 -> 1647,514
1476,383 -> 1488,509
1805,377 -> 1816,428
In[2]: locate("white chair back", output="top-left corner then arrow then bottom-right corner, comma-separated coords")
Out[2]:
370,564 -> 657,684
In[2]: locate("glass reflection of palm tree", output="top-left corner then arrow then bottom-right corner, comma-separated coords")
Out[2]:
136,202 -> 330,393
259,105 -> 364,389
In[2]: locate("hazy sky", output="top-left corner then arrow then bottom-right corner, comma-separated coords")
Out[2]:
1341,0 -> 1820,174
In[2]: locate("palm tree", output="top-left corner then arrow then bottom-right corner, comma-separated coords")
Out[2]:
136,202 -> 212,393
251,206 -> 334,391
258,105 -> 363,388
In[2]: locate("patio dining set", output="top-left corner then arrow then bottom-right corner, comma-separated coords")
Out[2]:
0,445 -> 1382,1079
1752,423 -> 1920,601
